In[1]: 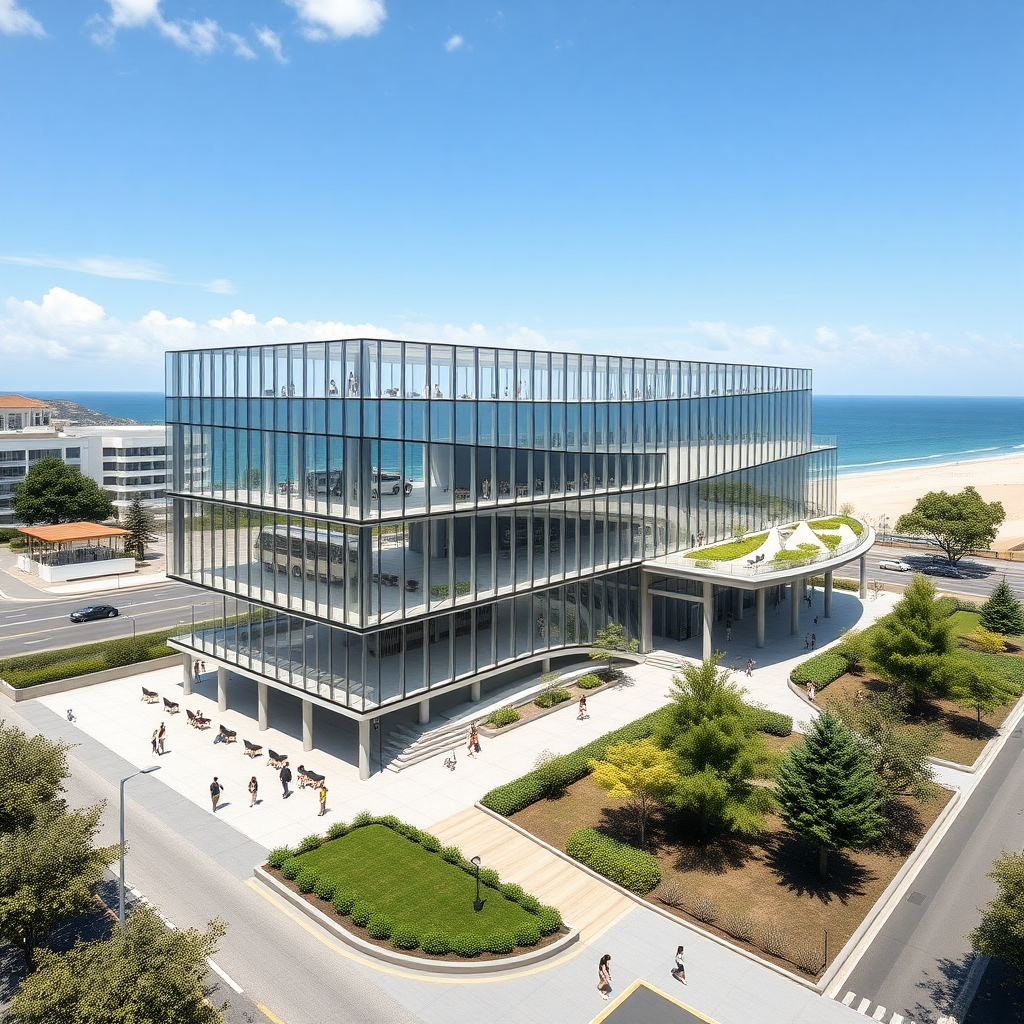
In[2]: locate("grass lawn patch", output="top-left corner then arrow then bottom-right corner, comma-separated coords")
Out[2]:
950,610 -> 982,636
692,533 -> 768,561
511,772 -> 950,978
269,819 -> 562,959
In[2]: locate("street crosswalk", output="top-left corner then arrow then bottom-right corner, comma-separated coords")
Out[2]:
838,989 -> 959,1024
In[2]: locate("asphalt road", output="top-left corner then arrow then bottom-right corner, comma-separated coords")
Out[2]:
842,716 -> 1024,1023
838,549 -> 1024,602
0,583 -> 219,659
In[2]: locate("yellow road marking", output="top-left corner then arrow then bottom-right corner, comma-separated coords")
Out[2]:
256,1004 -> 288,1024
589,979 -> 722,1024
244,877 -> 590,984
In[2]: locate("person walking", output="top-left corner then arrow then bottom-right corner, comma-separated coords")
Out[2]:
804,634 -> 810,649
597,953 -> 612,1000
811,633 -> 817,650
807,682 -> 816,702
317,781 -> 328,817
726,625 -> 732,642
671,944 -> 687,984
248,775 -> 259,807
467,724 -> 480,758
157,721 -> 166,755
210,777 -> 223,812
578,695 -> 588,720
150,729 -> 159,756
746,658 -> 754,677
280,763 -> 292,798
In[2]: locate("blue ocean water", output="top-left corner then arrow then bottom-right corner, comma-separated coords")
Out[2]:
15,392 -> 1023,478
813,396 -> 1024,475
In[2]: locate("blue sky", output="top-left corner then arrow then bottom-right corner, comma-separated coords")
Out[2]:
1,0 -> 1021,393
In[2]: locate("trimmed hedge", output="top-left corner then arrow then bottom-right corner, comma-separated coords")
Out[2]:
747,705 -> 793,737
481,706 -> 672,816
791,651 -> 849,690
565,828 -> 661,894
534,688 -> 572,709
807,575 -> 861,592
576,673 -> 603,690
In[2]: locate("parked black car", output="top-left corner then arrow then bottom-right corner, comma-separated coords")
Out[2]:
69,604 -> 119,622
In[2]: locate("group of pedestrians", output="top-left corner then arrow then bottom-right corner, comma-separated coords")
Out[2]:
149,721 -> 167,756
596,945 -> 687,1002
210,762 -> 327,817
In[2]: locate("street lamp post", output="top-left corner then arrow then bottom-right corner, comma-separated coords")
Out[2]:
127,616 -> 137,639
119,766 -> 160,926
471,855 -> 483,912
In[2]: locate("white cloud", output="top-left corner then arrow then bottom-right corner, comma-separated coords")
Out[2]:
256,25 -> 287,62
203,278 -> 237,295
0,253 -> 235,294
814,325 -> 837,344
444,33 -> 464,52
226,32 -> 256,59
286,0 -> 386,41
0,0 -> 44,36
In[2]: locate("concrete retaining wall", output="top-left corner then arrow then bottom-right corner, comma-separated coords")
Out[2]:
0,654 -> 180,702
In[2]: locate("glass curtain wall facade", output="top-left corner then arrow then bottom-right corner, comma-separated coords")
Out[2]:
167,341 -> 836,716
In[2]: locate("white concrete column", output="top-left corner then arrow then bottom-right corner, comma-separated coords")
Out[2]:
217,666 -> 228,711
735,588 -> 744,621
756,588 -> 765,649
859,556 -> 868,599
258,682 -> 268,731
182,653 -> 193,696
418,698 -> 430,725
702,580 -> 714,661
641,572 -> 653,653
541,658 -> 551,673
470,680 -> 481,701
824,570 -> 834,619
358,718 -> 371,780
302,699 -> 313,752
790,580 -> 800,636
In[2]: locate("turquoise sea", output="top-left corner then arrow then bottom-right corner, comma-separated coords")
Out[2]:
19,392 -> 1024,477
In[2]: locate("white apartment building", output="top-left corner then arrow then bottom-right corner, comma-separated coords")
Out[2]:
0,396 -> 168,525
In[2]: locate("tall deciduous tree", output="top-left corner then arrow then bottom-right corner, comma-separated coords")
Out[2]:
894,486 -> 1005,565
871,575 -> 956,708
655,655 -> 775,838
775,710 -> 884,876
945,659 -> 1010,738
0,722 -> 71,833
979,578 -> 1024,637
5,905 -> 227,1024
970,851 -> 1024,982
120,493 -> 158,562
589,739 -> 678,848
590,622 -> 639,678
12,459 -> 114,526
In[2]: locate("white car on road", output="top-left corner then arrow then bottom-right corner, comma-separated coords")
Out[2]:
878,559 -> 912,572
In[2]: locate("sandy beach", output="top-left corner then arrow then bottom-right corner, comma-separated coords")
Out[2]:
837,453 -> 1024,550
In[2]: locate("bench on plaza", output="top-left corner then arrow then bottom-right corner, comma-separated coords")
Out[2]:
267,749 -> 288,769
186,710 -> 210,730
218,724 -> 237,743
141,687 -> 159,703
297,765 -> 325,788
163,697 -> 180,714
243,739 -> 263,758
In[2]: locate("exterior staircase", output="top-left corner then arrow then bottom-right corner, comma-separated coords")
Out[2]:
381,718 -> 471,773
644,648 -> 686,672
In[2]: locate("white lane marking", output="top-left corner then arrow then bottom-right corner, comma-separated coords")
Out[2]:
871,1006 -> 886,1021
842,991 -> 857,1006
890,1014 -> 904,1024
206,957 -> 244,994
856,998 -> 871,1014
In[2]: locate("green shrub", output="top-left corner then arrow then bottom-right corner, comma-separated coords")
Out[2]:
391,927 -> 419,950
479,867 -> 501,888
514,921 -> 541,947
813,531 -> 843,550
534,687 -> 572,709
366,914 -> 393,940
809,515 -> 863,536
791,651 -> 848,690
500,883 -> 526,904
419,833 -> 441,853
313,876 -> 336,900
536,906 -> 562,934
481,706 -> 672,816
0,527 -> 23,543
486,929 -> 516,955
518,894 -> 541,914
439,845 -> 463,864
746,704 -> 793,737
267,846 -> 293,869
298,833 -> 323,853
565,828 -> 661,894
772,543 -> 820,565
295,868 -> 318,894
692,533 -> 768,562
486,706 -> 521,728
333,889 -> 356,915
576,673 -> 603,690
3,659 -> 110,688
452,932 -> 483,957
352,810 -> 374,827
280,858 -> 302,881
105,638 -> 153,668
325,822 -> 349,840
419,929 -> 450,955
350,901 -> 373,927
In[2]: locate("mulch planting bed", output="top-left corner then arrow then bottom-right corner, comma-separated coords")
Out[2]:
510,772 -> 951,978
814,671 -> 1018,766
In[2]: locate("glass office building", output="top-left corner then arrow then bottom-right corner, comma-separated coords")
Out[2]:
166,341 -> 836,748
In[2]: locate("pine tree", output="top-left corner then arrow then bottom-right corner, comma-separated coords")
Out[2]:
121,493 -> 158,563
775,710 -> 884,876
979,578 -> 1024,638
871,574 -> 956,707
